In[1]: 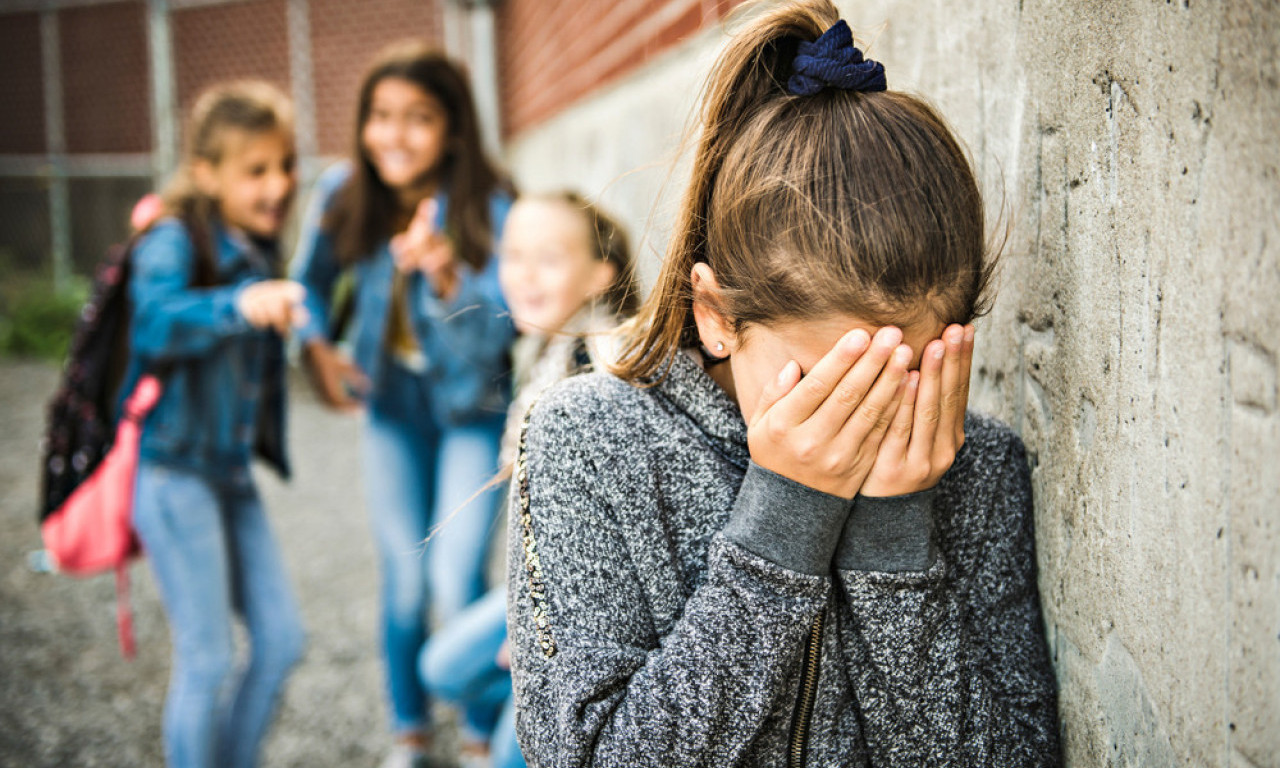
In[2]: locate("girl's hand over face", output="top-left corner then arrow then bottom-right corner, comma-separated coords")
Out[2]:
236,279 -> 309,337
860,324 -> 974,497
390,198 -> 460,301
747,327 -> 914,499
302,339 -> 369,413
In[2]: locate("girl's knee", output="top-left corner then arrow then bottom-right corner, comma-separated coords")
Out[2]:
268,621 -> 308,672
418,636 -> 468,700
180,642 -> 236,693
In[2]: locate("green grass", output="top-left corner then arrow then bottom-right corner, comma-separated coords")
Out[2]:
0,274 -> 89,361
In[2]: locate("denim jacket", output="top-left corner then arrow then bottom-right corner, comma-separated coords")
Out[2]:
290,162 -> 514,426
125,217 -> 289,480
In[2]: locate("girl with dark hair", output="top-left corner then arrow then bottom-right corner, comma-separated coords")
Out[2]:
289,41 -> 514,768
129,79 -> 306,768
506,2 -> 1060,766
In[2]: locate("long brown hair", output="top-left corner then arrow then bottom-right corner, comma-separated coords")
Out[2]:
325,40 -> 509,269
157,80 -> 293,284
613,0 -> 995,381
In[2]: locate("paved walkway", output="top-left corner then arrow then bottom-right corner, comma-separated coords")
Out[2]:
0,360 -> 450,766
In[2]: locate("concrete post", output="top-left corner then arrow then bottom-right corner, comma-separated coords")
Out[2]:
147,0 -> 176,189
286,0 -> 319,181
40,5 -> 70,290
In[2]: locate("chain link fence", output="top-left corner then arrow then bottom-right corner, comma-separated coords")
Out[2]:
0,0 -> 445,355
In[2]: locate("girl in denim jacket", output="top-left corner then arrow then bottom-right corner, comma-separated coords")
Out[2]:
127,81 -> 307,768
290,41 -> 514,768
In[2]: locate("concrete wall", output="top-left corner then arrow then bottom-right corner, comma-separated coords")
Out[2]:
501,1 -> 1279,765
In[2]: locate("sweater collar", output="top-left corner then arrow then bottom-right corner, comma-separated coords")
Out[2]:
652,349 -> 750,468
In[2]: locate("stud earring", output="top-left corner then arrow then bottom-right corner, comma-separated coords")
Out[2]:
699,340 -> 730,367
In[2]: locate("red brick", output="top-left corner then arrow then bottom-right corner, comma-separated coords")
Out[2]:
497,0 -> 749,137
172,0 -> 290,119
0,12 -> 46,154
60,1 -> 151,153
310,0 -> 441,155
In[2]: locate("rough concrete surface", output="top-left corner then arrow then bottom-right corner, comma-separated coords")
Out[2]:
0,361 -> 467,766
504,1 -> 1278,765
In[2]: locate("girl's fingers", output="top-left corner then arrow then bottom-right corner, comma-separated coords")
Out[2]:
751,360 -> 801,427
937,324 -> 966,449
341,362 -> 372,396
909,339 -> 945,466
809,326 -> 903,434
770,328 -> 871,425
413,198 -> 438,232
879,370 -> 919,460
836,342 -> 911,445
401,200 -> 437,252
420,239 -> 453,274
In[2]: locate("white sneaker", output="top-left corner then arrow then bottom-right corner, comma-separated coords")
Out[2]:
379,743 -> 432,768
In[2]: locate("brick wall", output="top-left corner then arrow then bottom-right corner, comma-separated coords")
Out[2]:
0,12 -> 46,155
60,1 -> 150,154
0,0 -> 447,279
309,0 -> 441,155
496,0 -> 745,138
173,0 -> 291,115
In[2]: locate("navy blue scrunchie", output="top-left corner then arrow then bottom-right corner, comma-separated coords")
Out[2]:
787,20 -> 886,96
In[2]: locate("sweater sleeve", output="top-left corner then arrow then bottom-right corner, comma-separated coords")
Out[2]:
129,219 -> 255,361
832,428 -> 1061,766
506,395 -> 840,768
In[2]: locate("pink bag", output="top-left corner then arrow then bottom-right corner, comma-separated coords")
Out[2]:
40,375 -> 162,658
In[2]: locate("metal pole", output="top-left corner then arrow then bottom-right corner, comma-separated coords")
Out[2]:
286,0 -> 318,179
467,0 -> 504,158
148,0 -> 176,189
40,4 -> 71,290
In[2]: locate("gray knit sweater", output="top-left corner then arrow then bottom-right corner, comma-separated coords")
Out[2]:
507,349 -> 1060,767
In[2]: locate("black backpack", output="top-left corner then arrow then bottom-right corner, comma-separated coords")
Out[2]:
39,240 -> 138,523
38,221 -> 219,524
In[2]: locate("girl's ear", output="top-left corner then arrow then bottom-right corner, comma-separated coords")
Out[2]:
690,262 -> 735,356
191,159 -> 219,197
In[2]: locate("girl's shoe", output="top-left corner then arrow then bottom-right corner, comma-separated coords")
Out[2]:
457,739 -> 492,768
380,740 -> 434,768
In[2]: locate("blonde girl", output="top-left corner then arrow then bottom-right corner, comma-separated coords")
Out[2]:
127,80 -> 307,768
421,191 -> 638,768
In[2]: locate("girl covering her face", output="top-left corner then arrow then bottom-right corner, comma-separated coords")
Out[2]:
506,2 -> 1060,766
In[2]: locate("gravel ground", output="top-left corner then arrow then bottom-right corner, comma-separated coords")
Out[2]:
0,359 -> 470,767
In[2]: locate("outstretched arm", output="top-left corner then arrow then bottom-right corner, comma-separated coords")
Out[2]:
130,220 -> 257,361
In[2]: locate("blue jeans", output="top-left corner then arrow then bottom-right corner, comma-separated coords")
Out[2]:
363,359 -> 504,734
420,587 -> 525,768
133,462 -> 305,768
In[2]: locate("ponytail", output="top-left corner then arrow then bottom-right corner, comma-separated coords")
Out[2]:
613,1 -> 837,381
614,0 -> 992,383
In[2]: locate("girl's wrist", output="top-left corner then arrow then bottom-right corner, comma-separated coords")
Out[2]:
428,265 -> 459,300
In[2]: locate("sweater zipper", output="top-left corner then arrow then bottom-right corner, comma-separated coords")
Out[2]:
787,609 -> 825,768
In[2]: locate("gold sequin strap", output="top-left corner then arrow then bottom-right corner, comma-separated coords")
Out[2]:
516,403 -> 557,658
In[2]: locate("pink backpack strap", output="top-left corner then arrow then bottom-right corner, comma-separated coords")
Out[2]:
115,562 -> 135,659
